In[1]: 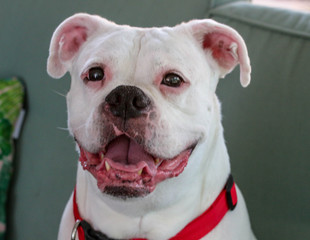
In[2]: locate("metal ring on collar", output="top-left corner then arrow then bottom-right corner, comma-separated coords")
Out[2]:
71,219 -> 81,240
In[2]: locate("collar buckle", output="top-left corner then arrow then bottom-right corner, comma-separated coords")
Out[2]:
225,174 -> 237,210
71,219 -> 82,240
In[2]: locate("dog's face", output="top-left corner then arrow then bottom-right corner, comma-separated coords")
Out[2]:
47,14 -> 250,198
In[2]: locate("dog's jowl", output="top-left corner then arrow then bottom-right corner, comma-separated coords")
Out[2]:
47,14 -> 256,240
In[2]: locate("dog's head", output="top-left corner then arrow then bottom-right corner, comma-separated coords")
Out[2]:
47,14 -> 250,198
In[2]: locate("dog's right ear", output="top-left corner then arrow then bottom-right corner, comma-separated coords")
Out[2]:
186,19 -> 251,88
47,13 -> 112,78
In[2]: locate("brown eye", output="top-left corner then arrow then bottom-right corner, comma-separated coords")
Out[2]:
161,73 -> 184,87
87,67 -> 104,81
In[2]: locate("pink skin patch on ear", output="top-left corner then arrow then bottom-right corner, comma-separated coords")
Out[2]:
203,32 -> 238,70
60,26 -> 88,61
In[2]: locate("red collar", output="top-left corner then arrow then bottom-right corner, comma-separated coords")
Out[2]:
72,174 -> 237,240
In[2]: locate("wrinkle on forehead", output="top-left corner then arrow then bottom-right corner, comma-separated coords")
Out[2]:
133,27 -> 205,85
75,25 -> 208,90
75,29 -> 143,78
131,31 -> 145,85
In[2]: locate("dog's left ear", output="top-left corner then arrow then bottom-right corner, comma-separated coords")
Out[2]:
47,13 -> 115,79
188,19 -> 251,87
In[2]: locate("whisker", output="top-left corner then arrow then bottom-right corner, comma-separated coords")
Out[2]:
52,90 -> 67,98
75,123 -> 87,131
57,127 -> 69,131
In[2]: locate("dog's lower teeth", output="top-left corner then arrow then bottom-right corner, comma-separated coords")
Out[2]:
105,161 -> 111,171
100,152 -> 105,160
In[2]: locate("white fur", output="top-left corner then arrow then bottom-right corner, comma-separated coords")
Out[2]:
48,13 -> 255,240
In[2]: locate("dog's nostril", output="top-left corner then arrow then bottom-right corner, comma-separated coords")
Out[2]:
133,96 -> 150,110
107,92 -> 122,106
105,85 -> 151,120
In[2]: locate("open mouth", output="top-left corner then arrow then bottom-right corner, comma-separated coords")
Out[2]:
78,135 -> 194,198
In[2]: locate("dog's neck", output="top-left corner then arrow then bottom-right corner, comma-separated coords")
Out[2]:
75,95 -> 231,239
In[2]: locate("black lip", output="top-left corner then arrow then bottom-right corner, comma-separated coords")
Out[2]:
104,186 -> 150,199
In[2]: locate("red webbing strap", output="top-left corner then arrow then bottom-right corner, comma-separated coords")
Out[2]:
73,187 -> 85,240
170,182 -> 237,240
73,178 -> 237,240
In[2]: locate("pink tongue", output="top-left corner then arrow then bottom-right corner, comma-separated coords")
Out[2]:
105,135 -> 153,165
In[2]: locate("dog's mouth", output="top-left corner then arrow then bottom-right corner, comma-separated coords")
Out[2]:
78,135 -> 194,198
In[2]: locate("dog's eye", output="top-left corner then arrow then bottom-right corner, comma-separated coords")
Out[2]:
161,73 -> 184,87
87,67 -> 105,81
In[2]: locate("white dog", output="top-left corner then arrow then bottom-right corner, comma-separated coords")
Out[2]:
47,13 -> 256,240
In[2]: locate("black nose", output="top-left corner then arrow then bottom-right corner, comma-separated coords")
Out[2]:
105,85 -> 151,120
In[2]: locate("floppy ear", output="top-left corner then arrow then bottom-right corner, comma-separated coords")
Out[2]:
47,13 -> 111,78
188,19 -> 251,87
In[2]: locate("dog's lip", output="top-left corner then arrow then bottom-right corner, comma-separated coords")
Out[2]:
78,135 -> 196,195
79,141 -> 193,176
